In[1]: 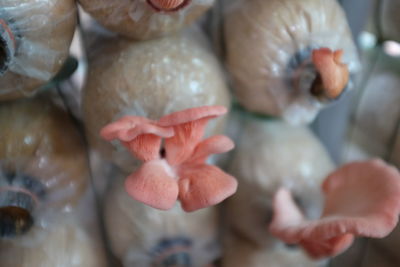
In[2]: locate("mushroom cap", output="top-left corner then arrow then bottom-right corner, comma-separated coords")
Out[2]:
270,159 -> 400,259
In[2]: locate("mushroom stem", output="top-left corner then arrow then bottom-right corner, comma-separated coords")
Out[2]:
0,18 -> 16,76
311,48 -> 349,99
147,0 -> 189,12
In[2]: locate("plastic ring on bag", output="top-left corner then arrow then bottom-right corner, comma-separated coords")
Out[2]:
0,173 -> 46,238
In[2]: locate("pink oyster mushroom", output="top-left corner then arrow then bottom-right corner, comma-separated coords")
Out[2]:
269,159 -> 400,259
100,106 -> 238,212
147,0 -> 190,12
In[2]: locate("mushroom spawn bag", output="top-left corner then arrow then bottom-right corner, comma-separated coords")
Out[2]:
82,29 -> 230,186
103,170 -> 220,267
0,93 -> 107,267
223,0 -> 360,124
0,0 -> 76,101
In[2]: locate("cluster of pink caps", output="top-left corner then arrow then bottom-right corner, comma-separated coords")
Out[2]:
100,104 -> 400,259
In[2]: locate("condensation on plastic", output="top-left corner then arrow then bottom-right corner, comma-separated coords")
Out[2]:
222,0 -> 361,125
222,233 -> 323,267
0,0 -> 77,101
224,112 -> 334,248
377,0 -> 400,42
78,0 -> 215,40
0,93 -> 107,267
103,169 -> 220,267
82,27 -> 231,184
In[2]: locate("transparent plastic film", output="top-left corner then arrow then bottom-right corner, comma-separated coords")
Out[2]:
0,0 -> 77,101
82,28 -> 230,181
103,169 -> 220,267
223,0 -> 360,125
225,115 -> 334,248
78,0 -> 214,40
0,93 -> 107,267
0,94 -> 88,216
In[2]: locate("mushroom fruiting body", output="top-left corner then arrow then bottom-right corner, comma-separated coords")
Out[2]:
100,106 -> 237,212
311,49 -> 349,100
147,0 -> 188,12
269,159 -> 400,259
78,0 -> 214,40
223,0 -> 360,124
0,0 -> 77,101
